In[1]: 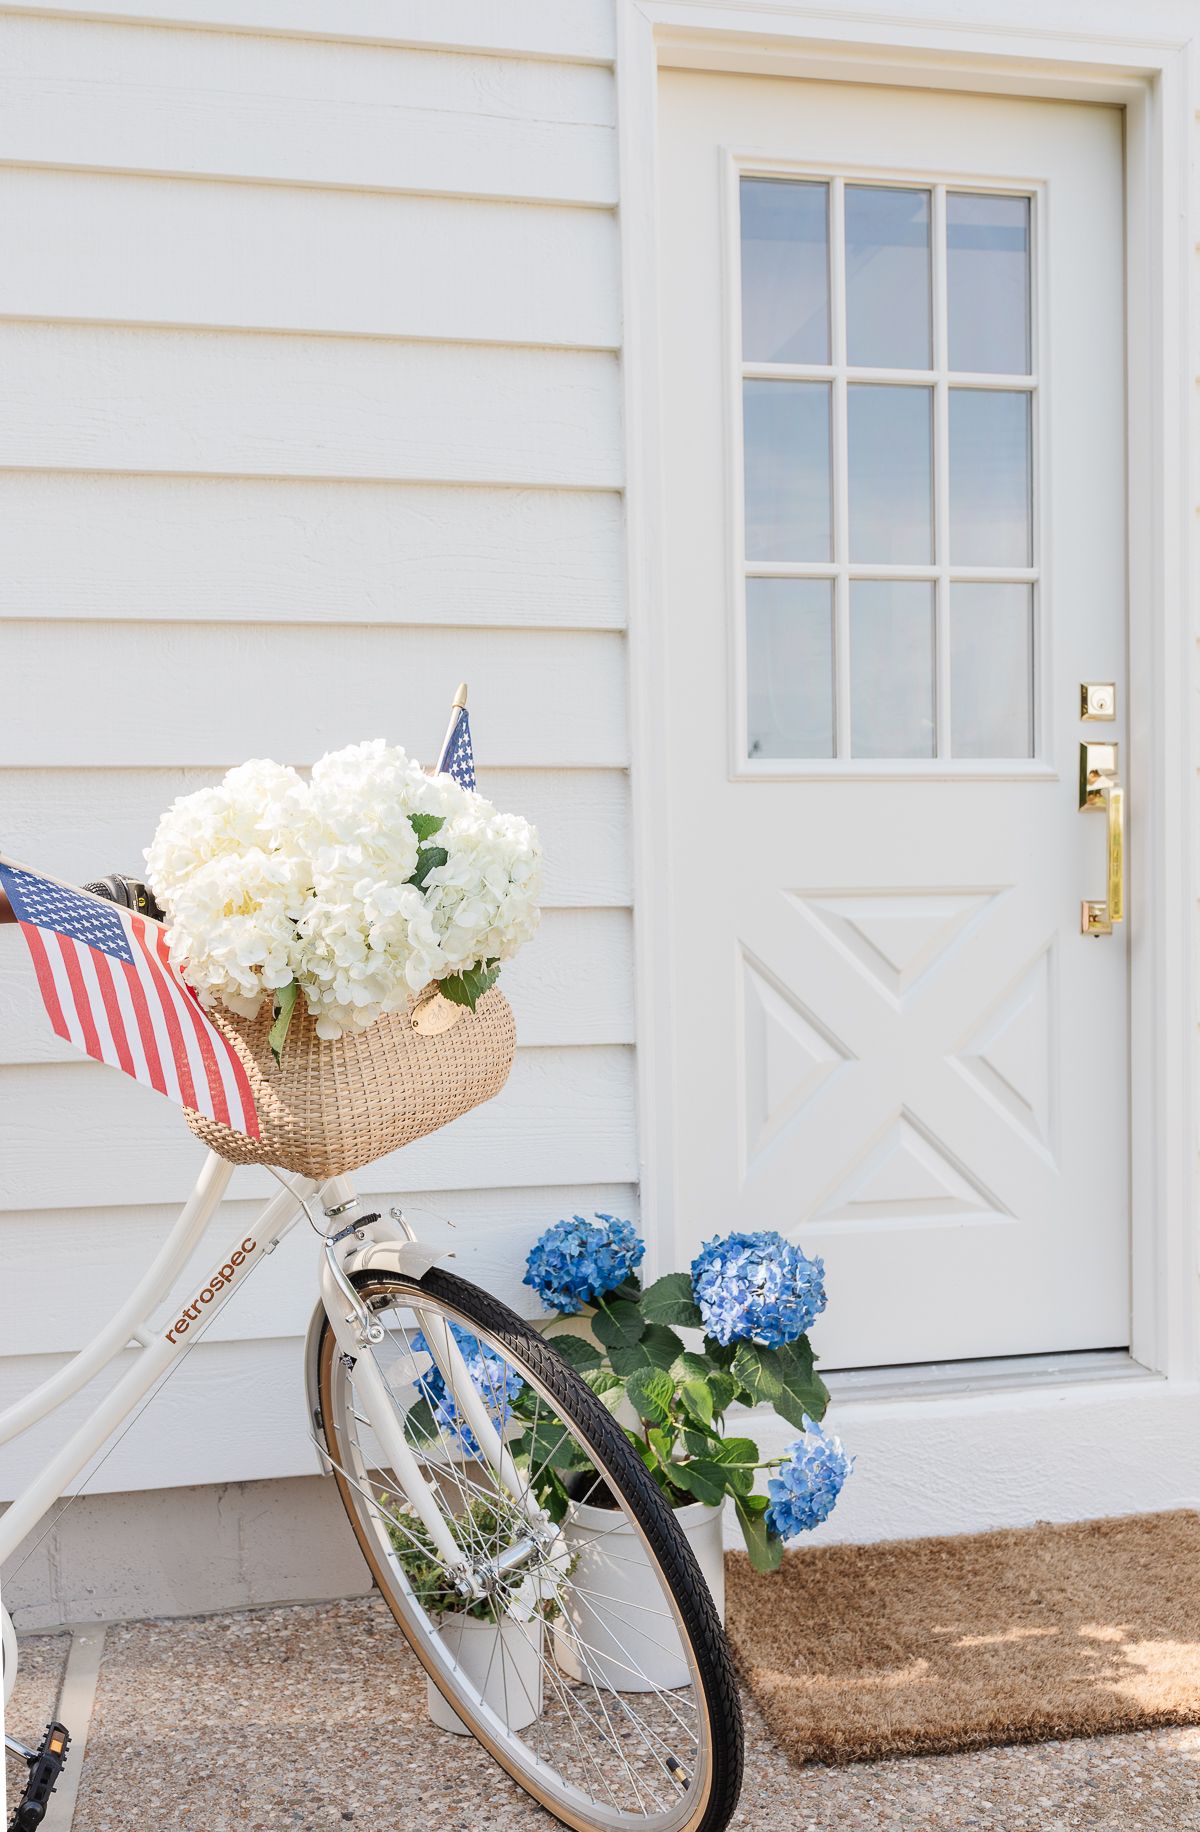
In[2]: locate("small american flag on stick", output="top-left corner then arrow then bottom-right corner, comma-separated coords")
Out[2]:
0,855 -> 259,1137
436,681 -> 476,791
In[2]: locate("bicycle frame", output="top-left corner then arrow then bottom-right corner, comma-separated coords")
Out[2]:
0,1149 -> 535,1577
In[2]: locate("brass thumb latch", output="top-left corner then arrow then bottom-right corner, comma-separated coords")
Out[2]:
1079,741 -> 1124,937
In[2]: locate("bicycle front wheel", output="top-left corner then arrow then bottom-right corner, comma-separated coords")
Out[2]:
313,1266 -> 743,1832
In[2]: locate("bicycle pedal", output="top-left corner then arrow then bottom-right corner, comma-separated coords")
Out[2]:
8,1721 -> 70,1832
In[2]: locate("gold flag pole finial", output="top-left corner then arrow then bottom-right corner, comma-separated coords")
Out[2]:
435,681 -> 469,779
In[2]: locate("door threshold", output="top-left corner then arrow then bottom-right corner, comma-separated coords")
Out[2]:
824,1348 -> 1157,1404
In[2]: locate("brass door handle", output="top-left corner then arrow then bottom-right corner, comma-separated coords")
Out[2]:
1080,742 -> 1124,936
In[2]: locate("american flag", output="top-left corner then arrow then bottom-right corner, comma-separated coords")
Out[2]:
436,704 -> 476,791
0,856 -> 259,1137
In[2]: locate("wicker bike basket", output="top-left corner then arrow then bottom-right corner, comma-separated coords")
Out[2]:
184,988 -> 516,1179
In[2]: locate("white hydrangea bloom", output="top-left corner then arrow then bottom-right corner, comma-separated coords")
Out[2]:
144,741 -> 541,1039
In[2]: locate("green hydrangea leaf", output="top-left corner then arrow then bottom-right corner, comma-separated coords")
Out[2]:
707,1435 -> 760,1468
641,1272 -> 703,1329
605,1340 -> 651,1377
772,1336 -> 830,1428
667,1461 -> 727,1508
408,844 -> 449,890
541,1472 -> 570,1524
708,1370 -> 738,1415
547,1332 -> 603,1373
591,1300 -> 646,1351
680,1378 -> 714,1429
648,1426 -> 676,1464
268,979 -> 299,1067
403,1396 -> 438,1446
736,1494 -> 784,1572
409,812 -> 446,843
604,1333 -> 681,1377
640,1324 -> 686,1370
772,1373 -> 831,1432
438,959 -> 500,1011
774,1335 -> 816,1382
523,1418 -> 588,1473
671,1352 -> 712,1384
731,1341 -> 785,1406
604,1323 -> 684,1378
629,1433 -> 659,1471
625,1365 -> 675,1425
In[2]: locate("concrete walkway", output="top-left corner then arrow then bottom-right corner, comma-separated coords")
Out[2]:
7,1597 -> 1200,1831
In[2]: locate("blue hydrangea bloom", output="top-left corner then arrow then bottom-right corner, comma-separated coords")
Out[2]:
690,1229 -> 826,1347
764,1416 -> 853,1542
412,1320 -> 524,1458
523,1213 -> 645,1315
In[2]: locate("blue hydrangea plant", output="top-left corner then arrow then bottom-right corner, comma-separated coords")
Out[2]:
523,1217 -> 850,1569
523,1213 -> 645,1315
410,1320 -> 525,1460
765,1416 -> 854,1540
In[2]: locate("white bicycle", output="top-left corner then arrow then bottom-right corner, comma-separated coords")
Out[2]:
1,883 -> 743,1832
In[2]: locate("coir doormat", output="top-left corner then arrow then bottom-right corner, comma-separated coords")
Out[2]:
725,1511 -> 1200,1765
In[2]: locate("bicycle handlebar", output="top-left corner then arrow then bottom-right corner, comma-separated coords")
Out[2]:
0,874 -> 163,927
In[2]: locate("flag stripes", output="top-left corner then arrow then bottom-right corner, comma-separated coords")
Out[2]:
0,855 -> 259,1139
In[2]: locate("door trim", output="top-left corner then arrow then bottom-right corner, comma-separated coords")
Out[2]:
617,1 -> 1195,1381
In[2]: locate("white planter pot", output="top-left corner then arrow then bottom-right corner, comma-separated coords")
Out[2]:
553,1498 -> 725,1693
426,1610 -> 545,1735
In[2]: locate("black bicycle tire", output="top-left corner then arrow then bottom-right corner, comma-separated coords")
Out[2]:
315,1263 -> 744,1832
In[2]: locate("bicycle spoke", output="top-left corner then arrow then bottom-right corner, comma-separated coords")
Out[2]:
549,1626 -> 686,1806
319,1278 -> 730,1831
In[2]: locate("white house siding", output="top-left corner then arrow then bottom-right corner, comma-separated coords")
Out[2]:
3,0 -> 1199,1560
0,0 -> 629,1499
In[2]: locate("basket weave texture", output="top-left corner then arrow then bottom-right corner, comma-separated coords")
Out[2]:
185,988 -> 515,1178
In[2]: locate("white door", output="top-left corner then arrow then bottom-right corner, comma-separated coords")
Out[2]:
656,73 -> 1129,1368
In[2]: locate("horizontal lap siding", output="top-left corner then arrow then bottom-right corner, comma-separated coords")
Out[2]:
0,3 -> 627,1495
0,624 -> 628,766
0,18 -> 617,202
0,476 -> 625,626
0,1184 -> 642,1360
0,908 -> 637,1058
0,4 -> 616,61
0,1048 -> 638,1211
0,767 -> 632,906
0,327 -> 622,483
0,174 -> 620,345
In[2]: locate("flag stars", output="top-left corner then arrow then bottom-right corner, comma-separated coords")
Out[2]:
0,867 -> 134,962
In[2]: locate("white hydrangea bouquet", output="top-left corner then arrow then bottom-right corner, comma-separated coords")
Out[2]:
144,729 -> 540,1179
146,739 -> 541,1060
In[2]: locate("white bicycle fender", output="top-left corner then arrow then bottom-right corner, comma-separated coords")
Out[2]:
343,1238 -> 447,1283
302,1238 -> 450,1474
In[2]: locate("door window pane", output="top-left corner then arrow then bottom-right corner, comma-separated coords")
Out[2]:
951,584 -> 1033,758
950,390 -> 1031,566
845,186 -> 931,370
743,380 -> 832,560
741,178 -> 830,364
851,582 -> 935,758
848,385 -> 933,563
737,174 -> 1039,764
947,193 -> 1030,375
747,578 -> 835,759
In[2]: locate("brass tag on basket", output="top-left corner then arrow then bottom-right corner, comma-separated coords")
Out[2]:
411,990 -> 465,1036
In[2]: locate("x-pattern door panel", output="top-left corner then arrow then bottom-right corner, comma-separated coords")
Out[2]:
658,71 -> 1129,1367
739,886 -> 1058,1213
